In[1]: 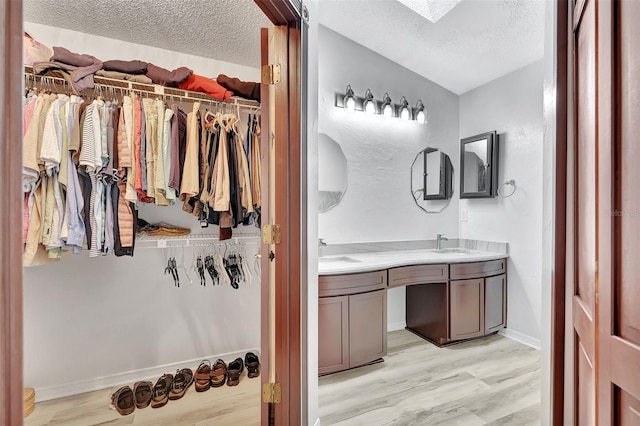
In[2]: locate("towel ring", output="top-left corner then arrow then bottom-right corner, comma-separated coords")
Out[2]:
497,179 -> 516,198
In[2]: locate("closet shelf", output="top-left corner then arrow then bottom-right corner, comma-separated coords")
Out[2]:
135,233 -> 261,249
24,65 -> 260,109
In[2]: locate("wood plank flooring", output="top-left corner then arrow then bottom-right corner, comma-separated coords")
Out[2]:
26,330 -> 540,425
25,373 -> 260,426
319,330 -> 541,426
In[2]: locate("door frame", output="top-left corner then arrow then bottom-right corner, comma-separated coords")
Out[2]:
551,0 -> 570,424
253,1 -> 305,425
0,0 -> 25,424
1,0 -> 577,424
0,1 -> 305,424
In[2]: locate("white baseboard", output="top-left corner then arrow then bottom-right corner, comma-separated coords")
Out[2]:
499,328 -> 541,350
387,320 -> 407,332
34,348 -> 259,403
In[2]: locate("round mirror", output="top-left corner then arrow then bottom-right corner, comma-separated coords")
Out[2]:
318,133 -> 348,213
410,147 -> 454,213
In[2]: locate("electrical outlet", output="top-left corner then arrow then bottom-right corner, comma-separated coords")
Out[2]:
461,209 -> 469,222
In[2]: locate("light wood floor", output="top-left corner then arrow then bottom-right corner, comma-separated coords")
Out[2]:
25,373 -> 261,426
26,330 -> 540,426
319,330 -> 541,426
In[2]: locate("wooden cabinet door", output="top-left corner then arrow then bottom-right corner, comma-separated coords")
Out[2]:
318,296 -> 349,375
485,274 -> 506,333
349,290 -> 387,368
449,279 -> 484,340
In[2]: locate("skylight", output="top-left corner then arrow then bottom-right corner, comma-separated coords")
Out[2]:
397,0 -> 462,23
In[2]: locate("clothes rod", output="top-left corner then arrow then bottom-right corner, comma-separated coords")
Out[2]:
23,65 -> 261,109
135,233 -> 261,249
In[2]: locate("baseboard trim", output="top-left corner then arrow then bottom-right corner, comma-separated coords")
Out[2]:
499,328 -> 541,350
387,320 -> 406,332
34,348 -> 259,402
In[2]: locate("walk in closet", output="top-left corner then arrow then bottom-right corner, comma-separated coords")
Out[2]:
17,1 -> 285,424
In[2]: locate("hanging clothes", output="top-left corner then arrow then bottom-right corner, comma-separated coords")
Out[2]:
22,72 -> 261,264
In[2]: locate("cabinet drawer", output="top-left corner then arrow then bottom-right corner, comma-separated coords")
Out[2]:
450,259 -> 506,280
388,264 -> 448,288
319,270 -> 387,297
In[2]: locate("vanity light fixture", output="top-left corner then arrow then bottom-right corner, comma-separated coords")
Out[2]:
381,93 -> 394,118
399,96 -> 410,121
414,99 -> 426,123
343,85 -> 356,111
363,89 -> 377,115
334,86 -> 427,124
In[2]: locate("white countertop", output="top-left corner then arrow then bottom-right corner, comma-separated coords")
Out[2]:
318,248 -> 508,275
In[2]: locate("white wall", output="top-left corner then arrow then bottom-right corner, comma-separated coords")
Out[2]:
22,23 -> 262,400
459,60 -> 545,346
318,26 -> 460,244
317,26 -> 460,333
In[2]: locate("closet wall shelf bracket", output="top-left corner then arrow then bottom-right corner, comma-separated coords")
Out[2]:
135,234 -> 261,249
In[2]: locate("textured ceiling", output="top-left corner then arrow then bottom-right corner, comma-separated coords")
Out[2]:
319,0 -> 545,94
23,0 -> 270,68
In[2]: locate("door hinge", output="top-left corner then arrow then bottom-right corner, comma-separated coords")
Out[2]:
595,292 -> 600,304
261,64 -> 281,85
262,382 -> 282,403
262,224 -> 281,244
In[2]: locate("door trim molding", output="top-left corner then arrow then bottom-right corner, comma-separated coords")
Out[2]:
552,0 -> 569,424
0,1 -> 24,424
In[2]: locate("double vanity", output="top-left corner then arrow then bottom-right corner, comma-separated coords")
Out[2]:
318,242 -> 508,375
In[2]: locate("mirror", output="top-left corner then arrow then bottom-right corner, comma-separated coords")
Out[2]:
460,131 -> 499,198
411,148 -> 454,213
318,133 -> 348,212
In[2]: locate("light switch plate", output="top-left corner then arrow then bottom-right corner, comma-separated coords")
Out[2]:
461,209 -> 468,222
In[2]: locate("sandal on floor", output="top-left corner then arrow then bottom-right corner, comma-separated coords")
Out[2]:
245,352 -> 261,379
133,381 -> 153,409
169,368 -> 193,400
195,360 -> 212,392
111,386 -> 135,416
226,358 -> 244,386
151,373 -> 174,408
210,359 -> 227,387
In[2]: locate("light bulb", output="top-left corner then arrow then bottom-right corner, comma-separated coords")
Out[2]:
346,97 -> 356,111
417,110 -> 426,123
365,101 -> 376,115
383,104 -> 393,118
400,107 -> 410,120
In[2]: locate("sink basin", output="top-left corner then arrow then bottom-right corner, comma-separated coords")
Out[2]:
430,248 -> 472,254
318,256 -> 362,264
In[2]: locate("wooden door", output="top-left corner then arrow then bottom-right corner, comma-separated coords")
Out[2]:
348,290 -> 387,368
318,296 -> 349,375
597,0 -> 640,423
449,279 -> 484,340
571,0 -> 597,423
484,274 -> 506,334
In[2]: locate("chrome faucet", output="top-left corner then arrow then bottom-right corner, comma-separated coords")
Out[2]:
318,238 -> 327,256
436,234 -> 448,250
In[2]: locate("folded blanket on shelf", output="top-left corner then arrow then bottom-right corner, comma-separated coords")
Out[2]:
178,74 -> 233,101
216,74 -> 260,102
103,59 -> 148,74
52,46 -> 103,91
96,70 -> 153,84
146,63 -> 192,87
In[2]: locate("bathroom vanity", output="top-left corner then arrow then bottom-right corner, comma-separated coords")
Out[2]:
318,247 -> 508,375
